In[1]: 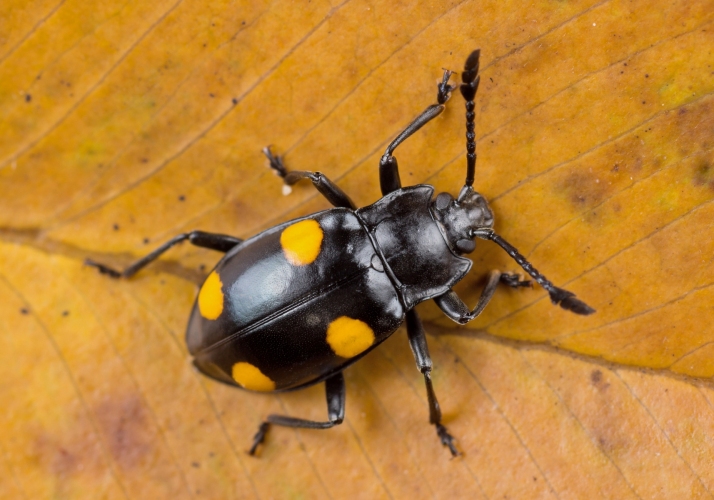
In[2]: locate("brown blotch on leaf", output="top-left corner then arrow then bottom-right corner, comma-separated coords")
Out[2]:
590,369 -> 611,392
693,160 -> 714,191
94,395 -> 153,469
561,169 -> 614,211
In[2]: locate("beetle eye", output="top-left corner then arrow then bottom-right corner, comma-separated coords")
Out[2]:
434,192 -> 453,211
455,239 -> 476,253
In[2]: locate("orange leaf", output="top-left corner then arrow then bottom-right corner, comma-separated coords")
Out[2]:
2,0 -> 713,498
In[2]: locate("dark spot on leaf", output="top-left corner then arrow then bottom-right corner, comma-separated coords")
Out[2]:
232,97 -> 238,105
590,369 -> 610,391
561,169 -> 613,212
94,395 -> 153,469
113,224 -> 120,231
693,160 -> 714,191
62,310 -> 69,317
191,462 -> 200,468
209,93 -> 215,98
178,195 -> 185,202
25,94 -> 32,102
20,308 -> 29,315
143,238 -> 149,244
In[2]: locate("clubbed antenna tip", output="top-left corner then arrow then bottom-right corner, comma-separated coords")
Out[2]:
548,286 -> 596,315
460,49 -> 481,188
462,49 -> 480,83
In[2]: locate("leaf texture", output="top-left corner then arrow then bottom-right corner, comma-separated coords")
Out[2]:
1,0 -> 713,498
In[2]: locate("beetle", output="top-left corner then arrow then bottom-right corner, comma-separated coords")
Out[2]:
87,50 -> 595,457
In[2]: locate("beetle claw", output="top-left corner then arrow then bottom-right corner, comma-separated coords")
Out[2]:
249,422 -> 270,456
84,258 -> 122,279
436,423 -> 459,457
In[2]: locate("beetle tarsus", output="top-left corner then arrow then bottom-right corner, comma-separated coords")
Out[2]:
436,69 -> 456,105
262,146 -> 288,178
436,423 -> 459,457
249,422 -> 270,456
499,272 -> 532,288
84,258 -> 123,279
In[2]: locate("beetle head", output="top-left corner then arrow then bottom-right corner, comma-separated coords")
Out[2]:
431,186 -> 494,254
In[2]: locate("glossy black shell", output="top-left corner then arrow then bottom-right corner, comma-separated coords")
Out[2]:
186,185 -> 471,391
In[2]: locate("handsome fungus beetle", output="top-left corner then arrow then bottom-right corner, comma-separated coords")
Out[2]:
87,50 -> 595,457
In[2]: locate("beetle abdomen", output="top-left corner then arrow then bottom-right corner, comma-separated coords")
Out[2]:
186,209 -> 404,391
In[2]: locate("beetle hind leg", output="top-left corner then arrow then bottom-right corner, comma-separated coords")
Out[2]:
85,231 -> 243,279
249,372 -> 346,456
406,310 -> 459,456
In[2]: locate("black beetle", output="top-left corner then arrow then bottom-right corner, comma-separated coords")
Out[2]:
87,50 -> 594,457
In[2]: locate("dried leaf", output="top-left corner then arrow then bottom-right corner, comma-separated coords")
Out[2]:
1,0 -> 713,498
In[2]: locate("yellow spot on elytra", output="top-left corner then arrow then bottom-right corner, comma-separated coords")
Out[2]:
232,362 -> 276,391
198,271 -> 224,320
326,316 -> 375,358
280,219 -> 323,266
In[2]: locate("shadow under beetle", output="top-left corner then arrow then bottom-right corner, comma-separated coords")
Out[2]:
87,50 -> 595,457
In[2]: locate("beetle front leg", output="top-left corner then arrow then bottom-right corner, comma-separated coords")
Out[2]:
379,69 -> 456,195
249,371 -> 346,456
434,270 -> 531,324
405,309 -> 459,456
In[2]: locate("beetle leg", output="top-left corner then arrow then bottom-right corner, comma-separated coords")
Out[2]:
379,69 -> 456,195
85,231 -> 243,279
262,146 -> 356,209
249,372 -> 346,456
406,309 -> 459,456
434,270 -> 535,324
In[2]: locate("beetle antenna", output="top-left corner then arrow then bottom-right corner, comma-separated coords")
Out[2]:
472,228 -> 596,315
460,49 -> 481,191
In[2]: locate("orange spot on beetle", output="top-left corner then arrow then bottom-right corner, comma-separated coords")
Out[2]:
198,271 -> 224,320
232,362 -> 276,391
280,219 -> 323,265
326,316 -> 375,358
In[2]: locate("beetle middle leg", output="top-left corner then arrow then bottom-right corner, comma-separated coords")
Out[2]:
405,309 -> 459,456
85,231 -> 243,279
249,371 -> 346,456
263,146 -> 356,209
379,68 -> 456,195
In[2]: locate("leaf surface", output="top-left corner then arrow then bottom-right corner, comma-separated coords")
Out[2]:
1,0 -> 713,498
